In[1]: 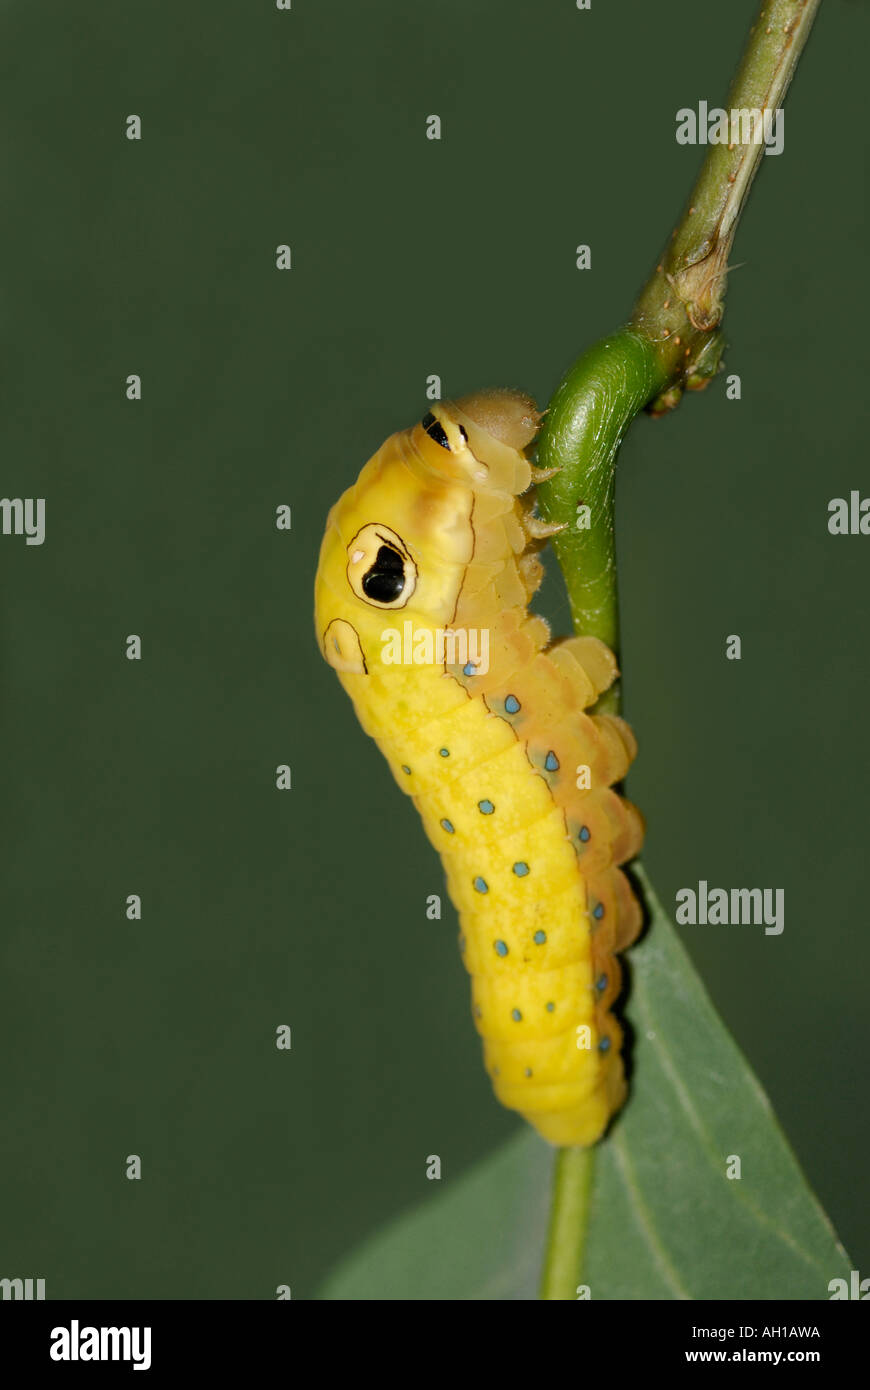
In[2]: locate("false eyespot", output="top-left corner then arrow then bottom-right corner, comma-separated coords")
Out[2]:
345,523 -> 417,609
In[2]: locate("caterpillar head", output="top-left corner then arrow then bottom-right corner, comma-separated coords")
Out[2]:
314,390 -> 541,675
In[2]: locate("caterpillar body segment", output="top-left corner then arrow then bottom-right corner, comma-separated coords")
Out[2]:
314,389 -> 644,1146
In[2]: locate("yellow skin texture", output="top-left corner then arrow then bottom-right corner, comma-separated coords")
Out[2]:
314,393 -> 644,1146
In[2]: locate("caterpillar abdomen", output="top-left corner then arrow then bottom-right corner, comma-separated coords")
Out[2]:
314,389 -> 644,1147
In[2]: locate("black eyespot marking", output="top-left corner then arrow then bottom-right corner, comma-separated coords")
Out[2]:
362,544 -> 406,602
421,411 -> 451,450
458,424 -> 468,442
347,522 -> 417,608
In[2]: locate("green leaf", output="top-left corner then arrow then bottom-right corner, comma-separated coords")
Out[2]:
319,867 -> 851,1300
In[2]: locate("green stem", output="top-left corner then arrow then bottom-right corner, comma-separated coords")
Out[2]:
539,1146 -> 596,1301
536,329 -> 664,663
534,0 -> 821,1303
632,0 -> 822,408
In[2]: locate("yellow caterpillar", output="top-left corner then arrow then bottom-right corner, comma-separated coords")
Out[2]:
314,390 -> 644,1146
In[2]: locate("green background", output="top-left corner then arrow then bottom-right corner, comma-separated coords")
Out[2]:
1,0 -> 866,1299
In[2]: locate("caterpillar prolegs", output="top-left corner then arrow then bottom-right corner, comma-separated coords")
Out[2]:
314,389 -> 644,1146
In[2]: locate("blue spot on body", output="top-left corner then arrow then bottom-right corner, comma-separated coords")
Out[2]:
544,751 -> 559,772
463,662 -> 476,676
440,819 -> 454,834
459,935 -> 466,953
511,1008 -> 522,1022
579,825 -> 591,842
505,694 -> 520,714
524,1067 -> 533,1078
494,939 -> 508,957
533,930 -> 547,945
546,1001 -> 555,1013
439,748 -> 450,757
595,973 -> 608,992
598,1037 -> 611,1053
512,861 -> 529,877
401,765 -> 411,775
593,902 -> 605,920
474,876 -> 488,894
478,799 -> 495,815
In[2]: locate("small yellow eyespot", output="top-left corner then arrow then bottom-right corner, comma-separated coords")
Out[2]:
322,618 -> 367,673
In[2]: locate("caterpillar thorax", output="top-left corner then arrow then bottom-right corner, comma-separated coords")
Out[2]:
314,389 -> 644,1146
